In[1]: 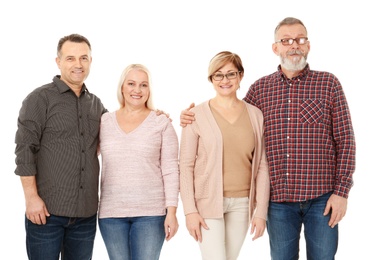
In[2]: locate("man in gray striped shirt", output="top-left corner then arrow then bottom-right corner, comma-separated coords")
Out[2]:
15,34 -> 107,259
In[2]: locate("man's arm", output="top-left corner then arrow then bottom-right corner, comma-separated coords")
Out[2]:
21,176 -> 50,225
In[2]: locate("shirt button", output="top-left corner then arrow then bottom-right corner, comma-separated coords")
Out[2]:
287,118 -> 290,121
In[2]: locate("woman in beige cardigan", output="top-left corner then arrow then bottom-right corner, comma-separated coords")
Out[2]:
179,51 -> 270,260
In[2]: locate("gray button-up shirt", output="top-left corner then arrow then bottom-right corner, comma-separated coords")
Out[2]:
15,76 -> 108,217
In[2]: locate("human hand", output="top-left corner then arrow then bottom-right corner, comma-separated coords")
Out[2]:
25,194 -> 50,225
324,194 -> 347,228
180,103 -> 195,127
165,207 -> 179,241
155,109 -> 172,122
250,217 -> 266,241
185,212 -> 208,242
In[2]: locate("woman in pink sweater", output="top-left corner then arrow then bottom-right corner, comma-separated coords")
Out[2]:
179,51 -> 270,259
98,64 -> 180,260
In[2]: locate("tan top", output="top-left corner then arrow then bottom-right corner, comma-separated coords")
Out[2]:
211,105 -> 254,198
179,100 -> 270,222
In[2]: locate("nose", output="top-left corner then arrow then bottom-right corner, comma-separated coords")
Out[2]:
290,40 -> 301,48
222,75 -> 230,82
134,85 -> 142,92
74,59 -> 83,67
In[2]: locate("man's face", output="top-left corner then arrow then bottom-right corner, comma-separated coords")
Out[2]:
56,41 -> 92,89
272,24 -> 310,72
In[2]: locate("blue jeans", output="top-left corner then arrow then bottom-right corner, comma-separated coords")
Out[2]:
25,214 -> 97,260
267,192 -> 338,260
99,215 -> 166,260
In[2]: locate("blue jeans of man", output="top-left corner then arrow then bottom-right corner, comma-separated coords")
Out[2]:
25,213 -> 97,260
99,215 -> 166,260
267,192 -> 338,260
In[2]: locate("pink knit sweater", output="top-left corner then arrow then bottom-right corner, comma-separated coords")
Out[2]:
98,111 -> 179,218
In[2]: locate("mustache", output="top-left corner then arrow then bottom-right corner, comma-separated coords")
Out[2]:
287,49 -> 304,55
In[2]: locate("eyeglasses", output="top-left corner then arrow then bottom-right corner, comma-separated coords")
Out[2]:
212,71 -> 240,81
275,37 -> 308,46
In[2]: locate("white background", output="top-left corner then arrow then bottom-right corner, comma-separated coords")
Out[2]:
1,0 -> 372,259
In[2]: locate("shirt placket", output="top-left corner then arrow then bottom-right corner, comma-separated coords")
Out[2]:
284,77 -> 300,200
77,94 -> 86,213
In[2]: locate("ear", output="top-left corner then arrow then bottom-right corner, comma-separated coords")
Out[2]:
272,42 -> 279,56
55,57 -> 61,69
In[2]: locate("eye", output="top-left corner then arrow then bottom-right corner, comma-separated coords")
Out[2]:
281,38 -> 292,44
227,72 -> 236,77
141,83 -> 148,88
298,37 -> 307,44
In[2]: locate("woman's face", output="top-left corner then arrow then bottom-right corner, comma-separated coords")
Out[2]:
122,69 -> 149,107
211,62 -> 242,96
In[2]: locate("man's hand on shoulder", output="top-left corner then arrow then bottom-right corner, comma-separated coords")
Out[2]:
155,109 -> 171,122
180,103 -> 195,127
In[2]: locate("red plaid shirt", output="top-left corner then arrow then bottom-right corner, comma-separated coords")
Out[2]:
244,64 -> 355,202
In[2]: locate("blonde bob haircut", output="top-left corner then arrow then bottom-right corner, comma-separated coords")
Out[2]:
207,51 -> 244,83
116,64 -> 154,110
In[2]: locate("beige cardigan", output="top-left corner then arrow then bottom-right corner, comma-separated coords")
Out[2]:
179,101 -> 270,223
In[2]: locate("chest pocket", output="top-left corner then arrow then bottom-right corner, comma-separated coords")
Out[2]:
299,99 -> 324,124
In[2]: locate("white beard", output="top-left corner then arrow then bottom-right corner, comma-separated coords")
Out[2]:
280,51 -> 308,71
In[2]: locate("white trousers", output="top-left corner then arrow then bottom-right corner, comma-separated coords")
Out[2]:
199,197 -> 249,260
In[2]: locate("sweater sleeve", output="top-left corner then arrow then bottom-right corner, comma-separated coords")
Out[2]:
179,115 -> 200,215
249,105 -> 270,221
160,119 -> 180,208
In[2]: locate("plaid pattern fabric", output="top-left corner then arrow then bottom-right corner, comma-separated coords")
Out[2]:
244,64 -> 355,202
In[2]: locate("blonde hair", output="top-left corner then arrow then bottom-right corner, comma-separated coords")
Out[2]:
116,64 -> 154,109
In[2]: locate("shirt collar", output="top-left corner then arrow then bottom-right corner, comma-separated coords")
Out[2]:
276,63 -> 310,81
53,75 -> 89,94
